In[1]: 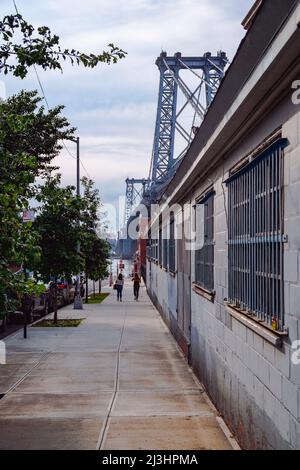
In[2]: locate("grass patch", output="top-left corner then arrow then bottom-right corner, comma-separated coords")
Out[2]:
86,292 -> 109,304
33,318 -> 84,328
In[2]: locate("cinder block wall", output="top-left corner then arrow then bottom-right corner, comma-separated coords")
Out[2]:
147,95 -> 300,449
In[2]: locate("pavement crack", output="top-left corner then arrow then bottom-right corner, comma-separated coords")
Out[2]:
4,351 -> 52,395
96,306 -> 127,450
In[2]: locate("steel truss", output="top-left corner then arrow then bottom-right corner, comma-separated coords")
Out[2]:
124,51 -> 228,224
125,178 -> 149,224
151,51 -> 228,184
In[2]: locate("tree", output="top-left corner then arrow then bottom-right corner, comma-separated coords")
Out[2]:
0,90 -> 75,318
80,178 -> 110,303
33,174 -> 84,323
0,10 -> 125,317
84,234 -> 110,301
0,13 -> 126,78
0,90 -> 75,170
33,175 -> 110,314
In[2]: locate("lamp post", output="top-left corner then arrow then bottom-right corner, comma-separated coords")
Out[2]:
67,136 -> 83,310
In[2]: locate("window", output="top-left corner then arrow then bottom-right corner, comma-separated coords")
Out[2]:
163,225 -> 168,269
155,238 -> 158,261
151,235 -> 158,261
169,213 -> 176,273
158,216 -> 162,265
195,191 -> 214,291
227,139 -> 287,331
146,238 -> 151,259
150,238 -> 154,260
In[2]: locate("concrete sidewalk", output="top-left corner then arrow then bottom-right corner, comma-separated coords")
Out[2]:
0,281 -> 234,450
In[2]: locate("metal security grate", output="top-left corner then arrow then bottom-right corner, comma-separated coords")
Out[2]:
163,237 -> 168,269
159,217 -> 162,265
227,140 -> 287,331
155,238 -> 159,261
195,192 -> 214,291
146,238 -> 151,259
150,237 -> 158,261
169,213 -> 176,273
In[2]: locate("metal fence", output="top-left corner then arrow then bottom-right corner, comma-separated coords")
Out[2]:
227,139 -> 287,331
195,192 -> 214,291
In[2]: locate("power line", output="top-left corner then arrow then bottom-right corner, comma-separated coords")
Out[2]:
13,0 -> 19,14
14,0 -> 50,111
62,142 -> 76,160
60,142 -> 91,179
80,159 -> 92,180
33,64 -> 50,109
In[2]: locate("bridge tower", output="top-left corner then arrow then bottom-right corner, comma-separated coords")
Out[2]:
151,51 -> 228,185
124,178 -> 149,224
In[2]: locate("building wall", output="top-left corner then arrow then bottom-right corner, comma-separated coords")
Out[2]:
147,220 -> 178,328
146,93 -> 300,449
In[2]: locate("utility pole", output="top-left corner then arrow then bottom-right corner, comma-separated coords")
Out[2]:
68,136 -> 83,310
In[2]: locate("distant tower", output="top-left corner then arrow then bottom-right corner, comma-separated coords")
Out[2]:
124,178 -> 149,224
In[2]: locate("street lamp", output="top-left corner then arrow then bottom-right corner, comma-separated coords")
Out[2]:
67,136 -> 83,310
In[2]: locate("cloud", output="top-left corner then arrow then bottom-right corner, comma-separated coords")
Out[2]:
1,0 -> 254,230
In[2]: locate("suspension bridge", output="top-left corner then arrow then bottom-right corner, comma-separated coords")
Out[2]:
119,50 -> 228,256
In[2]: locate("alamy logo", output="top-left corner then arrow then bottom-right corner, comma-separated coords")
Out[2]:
0,341 -> 6,365
292,80 -> 300,105
291,340 -> 300,366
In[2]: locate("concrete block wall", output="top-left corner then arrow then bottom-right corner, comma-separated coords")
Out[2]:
146,256 -> 177,326
189,108 -> 300,449
147,98 -> 300,448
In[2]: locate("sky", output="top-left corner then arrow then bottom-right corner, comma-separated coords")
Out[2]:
0,0 -> 253,232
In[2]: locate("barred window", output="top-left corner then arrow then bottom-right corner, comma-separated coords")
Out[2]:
151,238 -> 154,259
195,192 -> 214,292
151,236 -> 158,261
227,139 -> 287,331
163,226 -> 168,269
158,217 -> 162,265
169,213 -> 175,273
146,238 -> 151,258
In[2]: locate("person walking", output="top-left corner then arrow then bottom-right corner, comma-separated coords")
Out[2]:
132,273 -> 141,301
115,273 -> 124,302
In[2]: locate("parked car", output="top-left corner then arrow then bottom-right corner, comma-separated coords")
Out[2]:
6,275 -> 76,328
0,272 -> 80,334
56,277 -> 76,306
6,280 -> 50,325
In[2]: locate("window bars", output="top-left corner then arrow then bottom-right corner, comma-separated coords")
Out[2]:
169,213 -> 176,273
163,237 -> 168,269
146,238 -> 151,259
150,237 -> 158,261
227,139 -> 287,331
159,216 -> 162,265
195,192 -> 215,292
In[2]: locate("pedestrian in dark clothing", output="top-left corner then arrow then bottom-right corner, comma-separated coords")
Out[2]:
133,273 -> 141,300
115,273 -> 124,301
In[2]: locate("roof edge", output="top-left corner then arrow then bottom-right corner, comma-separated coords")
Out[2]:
242,0 -> 263,30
